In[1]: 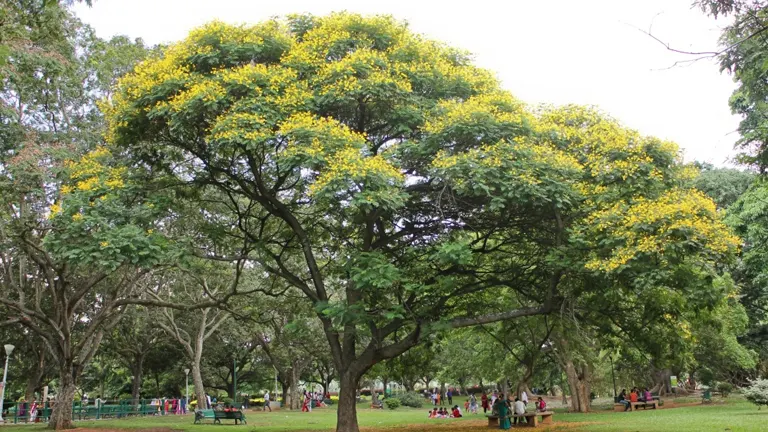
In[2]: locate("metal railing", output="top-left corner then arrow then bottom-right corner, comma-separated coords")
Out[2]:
1,398 -> 191,424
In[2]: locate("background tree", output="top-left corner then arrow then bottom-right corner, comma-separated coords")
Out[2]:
149,267 -> 234,408
696,1 -> 768,169
102,306 -> 162,401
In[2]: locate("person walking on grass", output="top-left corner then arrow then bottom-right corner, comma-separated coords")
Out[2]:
264,391 -> 272,412
447,389 -> 453,405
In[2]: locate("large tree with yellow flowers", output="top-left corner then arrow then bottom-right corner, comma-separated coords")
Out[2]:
105,13 -> 738,429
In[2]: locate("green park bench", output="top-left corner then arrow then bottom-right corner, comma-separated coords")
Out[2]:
194,409 -> 246,425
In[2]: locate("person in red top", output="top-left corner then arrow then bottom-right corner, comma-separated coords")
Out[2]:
536,397 -> 547,412
481,392 -> 489,413
629,389 -> 639,403
451,406 -> 462,418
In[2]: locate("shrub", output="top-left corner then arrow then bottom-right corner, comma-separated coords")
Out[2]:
716,382 -> 734,398
384,398 -> 401,410
743,379 -> 768,409
395,392 -> 424,408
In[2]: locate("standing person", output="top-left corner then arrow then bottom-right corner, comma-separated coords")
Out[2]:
206,393 -> 212,410
481,392 -> 489,414
491,390 -> 498,407
447,389 -> 453,405
469,393 -> 478,414
437,391 -> 442,406
521,390 -> 528,406
263,391 -> 272,412
513,397 -> 526,426
431,391 -> 437,406
181,396 -> 187,414
494,394 -> 511,430
29,399 -> 38,423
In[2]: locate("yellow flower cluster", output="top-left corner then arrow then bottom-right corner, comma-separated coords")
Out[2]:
210,112 -> 267,141
536,106 -> 685,187
158,79 -> 225,113
279,112 -> 367,161
431,139 -> 583,187
310,147 -> 403,194
584,189 -> 740,272
425,93 -> 525,135
49,203 -> 62,218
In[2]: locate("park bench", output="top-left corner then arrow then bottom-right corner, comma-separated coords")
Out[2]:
194,409 -> 246,425
512,411 -> 554,427
629,400 -> 658,411
485,414 -> 506,427
486,411 -> 554,428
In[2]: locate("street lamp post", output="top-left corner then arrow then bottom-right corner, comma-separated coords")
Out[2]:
184,369 -> 190,414
0,344 -> 16,423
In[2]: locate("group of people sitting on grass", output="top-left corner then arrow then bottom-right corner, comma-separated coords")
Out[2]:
427,406 -> 463,418
617,387 -> 654,411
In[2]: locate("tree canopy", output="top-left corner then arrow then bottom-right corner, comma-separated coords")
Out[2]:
102,13 -> 740,431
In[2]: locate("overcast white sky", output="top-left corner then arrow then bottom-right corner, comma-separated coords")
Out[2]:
74,0 -> 740,166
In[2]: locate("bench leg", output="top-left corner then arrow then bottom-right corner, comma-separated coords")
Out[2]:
488,418 -> 498,427
541,415 -> 553,425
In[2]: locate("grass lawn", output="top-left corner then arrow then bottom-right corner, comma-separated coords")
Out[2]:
5,396 -> 767,432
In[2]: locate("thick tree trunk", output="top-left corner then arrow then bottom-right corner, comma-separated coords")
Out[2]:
650,369 -> 672,396
49,364 -> 77,430
457,377 -> 466,396
516,364 -> 534,399
336,371 -> 361,432
553,335 -> 591,413
25,349 -> 45,402
192,364 -> 206,409
131,354 -> 144,402
563,360 -> 590,412
287,367 -> 301,410
402,379 -> 415,392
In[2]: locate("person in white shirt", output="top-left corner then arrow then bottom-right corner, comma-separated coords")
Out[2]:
263,391 -> 271,412
513,398 -> 526,426
521,390 -> 528,405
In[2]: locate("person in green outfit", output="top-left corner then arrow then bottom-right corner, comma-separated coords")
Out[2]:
493,394 -> 511,430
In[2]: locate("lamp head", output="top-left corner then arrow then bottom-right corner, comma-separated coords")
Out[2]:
3,344 -> 14,356
184,368 -> 190,375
